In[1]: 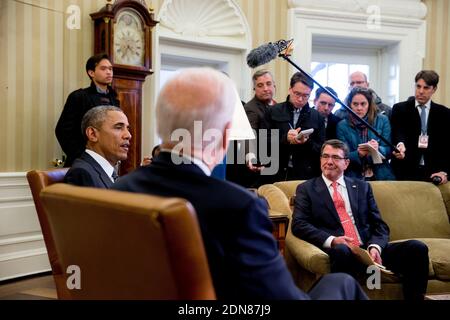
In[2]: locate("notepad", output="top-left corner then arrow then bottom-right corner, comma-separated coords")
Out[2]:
358,142 -> 385,164
296,128 -> 314,140
349,245 -> 394,275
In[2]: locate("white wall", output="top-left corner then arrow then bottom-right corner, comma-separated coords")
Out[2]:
0,174 -> 50,280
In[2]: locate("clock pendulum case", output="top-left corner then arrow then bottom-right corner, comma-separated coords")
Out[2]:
90,0 -> 158,174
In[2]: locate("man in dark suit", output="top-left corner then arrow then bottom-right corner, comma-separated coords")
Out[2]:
239,69 -> 277,187
55,53 -> 121,167
313,86 -> 341,140
269,72 -> 325,181
112,68 -> 367,300
391,70 -> 449,184
64,106 -> 131,188
292,139 -> 429,300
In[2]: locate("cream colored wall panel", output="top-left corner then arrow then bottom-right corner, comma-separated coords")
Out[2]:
6,2 -> 17,172
0,236 -> 45,256
0,173 -> 49,280
0,249 -> 50,281
423,0 -> 450,106
0,2 -> 6,169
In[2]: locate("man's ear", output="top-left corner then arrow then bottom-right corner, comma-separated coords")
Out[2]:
343,158 -> 350,170
222,121 -> 232,152
85,126 -> 99,142
87,70 -> 95,79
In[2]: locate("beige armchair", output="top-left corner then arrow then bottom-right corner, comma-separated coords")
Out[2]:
258,180 -> 450,299
40,183 -> 215,299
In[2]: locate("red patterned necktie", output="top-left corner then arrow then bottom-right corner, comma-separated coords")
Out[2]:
331,181 -> 361,246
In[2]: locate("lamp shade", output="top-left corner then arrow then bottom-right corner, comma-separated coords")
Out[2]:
228,88 -> 255,141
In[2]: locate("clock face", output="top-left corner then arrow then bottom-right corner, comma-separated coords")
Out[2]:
114,10 -> 145,66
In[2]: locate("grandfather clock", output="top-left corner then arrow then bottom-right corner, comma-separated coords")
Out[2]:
90,0 -> 158,174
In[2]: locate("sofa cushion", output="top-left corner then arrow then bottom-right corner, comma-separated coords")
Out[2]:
369,181 -> 450,241
415,238 -> 450,281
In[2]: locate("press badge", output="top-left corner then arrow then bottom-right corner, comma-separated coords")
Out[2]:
418,134 -> 429,149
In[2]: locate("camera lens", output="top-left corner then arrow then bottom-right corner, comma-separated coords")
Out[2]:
431,176 -> 442,185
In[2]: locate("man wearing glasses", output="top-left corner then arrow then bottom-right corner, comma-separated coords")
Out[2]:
269,72 -> 325,181
291,139 -> 429,300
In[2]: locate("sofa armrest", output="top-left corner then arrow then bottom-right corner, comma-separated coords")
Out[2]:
438,183 -> 450,222
258,184 -> 292,217
285,232 -> 330,275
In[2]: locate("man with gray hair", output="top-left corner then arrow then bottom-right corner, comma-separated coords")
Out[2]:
113,67 -> 367,300
64,105 -> 131,188
239,69 -> 277,187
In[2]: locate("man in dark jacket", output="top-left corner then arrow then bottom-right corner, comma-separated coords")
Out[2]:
64,106 -> 131,188
391,70 -> 449,184
237,69 -> 277,187
292,139 -> 429,300
313,86 -> 342,140
55,53 -> 120,167
269,72 -> 325,181
112,68 -> 367,300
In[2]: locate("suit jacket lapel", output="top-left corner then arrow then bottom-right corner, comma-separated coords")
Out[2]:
82,152 -> 113,188
314,177 -> 341,225
344,177 -> 360,226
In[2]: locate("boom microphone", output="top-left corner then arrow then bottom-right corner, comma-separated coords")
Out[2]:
247,39 -> 293,68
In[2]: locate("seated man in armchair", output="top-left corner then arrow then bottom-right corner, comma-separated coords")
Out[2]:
291,139 -> 429,300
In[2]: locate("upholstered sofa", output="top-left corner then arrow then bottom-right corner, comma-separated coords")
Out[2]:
258,180 -> 450,299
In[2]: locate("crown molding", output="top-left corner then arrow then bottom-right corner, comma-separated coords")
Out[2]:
288,0 -> 427,20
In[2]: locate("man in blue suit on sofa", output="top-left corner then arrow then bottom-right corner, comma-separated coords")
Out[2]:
292,139 -> 429,300
112,68 -> 367,300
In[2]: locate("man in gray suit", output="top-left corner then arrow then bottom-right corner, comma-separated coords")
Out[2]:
64,105 -> 131,188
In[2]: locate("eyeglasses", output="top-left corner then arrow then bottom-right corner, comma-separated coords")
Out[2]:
320,154 -> 347,161
291,91 -> 310,100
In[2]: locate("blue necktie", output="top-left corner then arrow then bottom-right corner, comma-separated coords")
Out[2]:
420,105 -> 427,134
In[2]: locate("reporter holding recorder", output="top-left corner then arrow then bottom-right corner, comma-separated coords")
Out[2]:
336,87 -> 395,181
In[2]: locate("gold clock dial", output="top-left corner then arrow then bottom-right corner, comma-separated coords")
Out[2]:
114,11 -> 145,66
